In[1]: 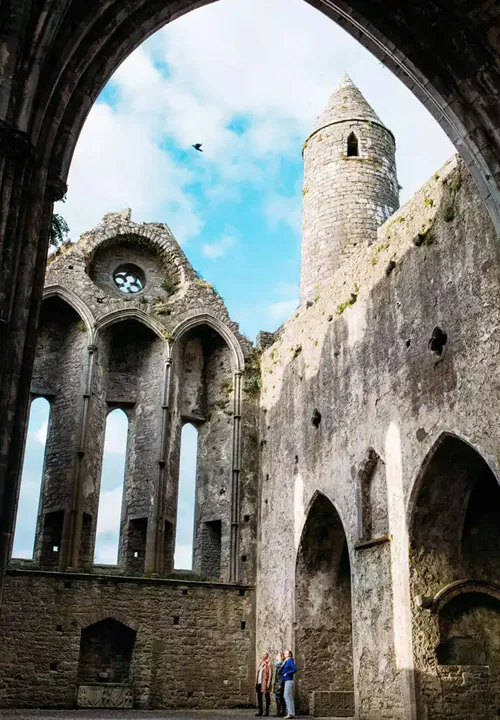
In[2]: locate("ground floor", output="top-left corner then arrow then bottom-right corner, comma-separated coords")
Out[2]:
0,711 -> 258,720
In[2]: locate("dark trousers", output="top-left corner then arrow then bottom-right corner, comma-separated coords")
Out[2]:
274,690 -> 286,716
256,683 -> 270,715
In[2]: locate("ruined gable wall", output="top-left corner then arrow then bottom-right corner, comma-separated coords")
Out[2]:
257,155 -> 500,719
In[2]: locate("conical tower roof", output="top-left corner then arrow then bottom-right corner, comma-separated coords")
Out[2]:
308,73 -> 390,139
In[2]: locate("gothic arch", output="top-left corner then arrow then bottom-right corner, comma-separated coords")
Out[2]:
42,284 -> 94,337
295,491 -> 354,714
408,431 -> 500,717
406,430 -> 500,529
95,308 -> 169,348
172,313 -> 245,371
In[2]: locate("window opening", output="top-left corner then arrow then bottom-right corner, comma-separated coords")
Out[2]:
12,396 -> 50,559
347,132 -> 359,157
174,423 -> 198,570
94,409 -> 128,565
113,264 -> 144,294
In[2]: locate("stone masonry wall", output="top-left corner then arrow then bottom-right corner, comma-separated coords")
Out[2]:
301,118 -> 399,302
0,571 -> 254,709
257,155 -> 500,720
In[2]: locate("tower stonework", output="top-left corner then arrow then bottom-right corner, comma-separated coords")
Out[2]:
300,73 -> 399,302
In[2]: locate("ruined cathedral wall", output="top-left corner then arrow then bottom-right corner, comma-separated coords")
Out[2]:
0,572 -> 254,709
257,155 -> 500,719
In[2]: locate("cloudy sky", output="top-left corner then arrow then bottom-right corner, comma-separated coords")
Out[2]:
12,0 -> 455,566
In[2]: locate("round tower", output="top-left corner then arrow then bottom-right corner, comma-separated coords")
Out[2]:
300,73 -> 399,303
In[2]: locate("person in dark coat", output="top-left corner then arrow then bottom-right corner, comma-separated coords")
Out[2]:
273,652 -> 286,717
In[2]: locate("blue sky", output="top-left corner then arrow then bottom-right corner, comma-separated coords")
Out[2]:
13,0 -> 455,566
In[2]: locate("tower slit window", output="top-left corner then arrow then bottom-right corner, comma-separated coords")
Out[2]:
347,132 -> 359,157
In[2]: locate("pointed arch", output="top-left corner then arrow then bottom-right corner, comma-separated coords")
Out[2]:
295,491 -> 354,715
347,131 -> 359,156
42,284 -> 94,337
95,308 -> 169,347
408,431 -> 500,716
172,313 -> 244,372
78,617 -> 136,685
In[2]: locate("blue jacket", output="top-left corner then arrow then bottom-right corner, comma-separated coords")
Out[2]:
281,657 -> 296,681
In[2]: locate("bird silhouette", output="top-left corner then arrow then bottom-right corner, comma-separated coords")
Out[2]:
192,143 -> 203,152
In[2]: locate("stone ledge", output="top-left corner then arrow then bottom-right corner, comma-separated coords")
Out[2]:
6,567 -> 254,591
353,534 -> 391,551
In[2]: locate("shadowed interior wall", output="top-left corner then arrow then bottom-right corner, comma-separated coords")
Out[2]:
295,493 -> 354,714
410,436 -> 500,719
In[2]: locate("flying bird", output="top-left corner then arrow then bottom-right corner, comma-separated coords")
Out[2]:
192,143 -> 203,152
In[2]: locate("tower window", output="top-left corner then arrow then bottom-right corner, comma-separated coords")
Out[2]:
347,132 -> 359,157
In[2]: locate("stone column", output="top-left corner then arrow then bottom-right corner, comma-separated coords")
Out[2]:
0,121 -> 66,604
229,370 -> 242,582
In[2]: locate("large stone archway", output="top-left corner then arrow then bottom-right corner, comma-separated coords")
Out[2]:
409,434 -> 500,719
3,0 -> 500,605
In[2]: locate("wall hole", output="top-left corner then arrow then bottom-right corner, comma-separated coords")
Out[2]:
244,514 -> 250,523
311,409 -> 322,428
241,621 -> 246,630
12,396 -> 51,560
56,625 -> 63,632
173,616 -> 180,625
181,588 -> 188,595
406,339 -> 411,347
241,554 -> 248,562
239,589 -> 246,597
50,662 -> 59,671
94,409 -> 128,565
428,326 -> 448,355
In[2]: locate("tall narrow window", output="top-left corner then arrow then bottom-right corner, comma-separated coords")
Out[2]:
12,397 -> 51,559
94,409 -> 128,565
174,423 -> 198,570
347,132 -> 359,157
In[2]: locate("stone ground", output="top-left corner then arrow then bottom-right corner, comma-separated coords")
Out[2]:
0,711 -> 266,720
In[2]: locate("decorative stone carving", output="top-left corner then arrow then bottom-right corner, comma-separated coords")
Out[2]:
311,690 -> 355,717
77,683 -> 134,708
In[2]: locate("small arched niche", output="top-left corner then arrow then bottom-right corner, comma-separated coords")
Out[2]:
295,493 -> 354,715
347,132 -> 359,157
78,618 -> 136,684
436,591 -> 500,667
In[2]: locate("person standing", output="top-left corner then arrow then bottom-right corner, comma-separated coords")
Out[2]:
255,651 -> 272,717
281,650 -> 297,719
273,652 -> 286,717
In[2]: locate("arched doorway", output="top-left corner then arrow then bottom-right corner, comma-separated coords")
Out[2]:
295,492 -> 354,717
409,434 -> 500,719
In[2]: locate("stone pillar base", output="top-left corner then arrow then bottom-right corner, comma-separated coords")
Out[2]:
77,683 -> 133,708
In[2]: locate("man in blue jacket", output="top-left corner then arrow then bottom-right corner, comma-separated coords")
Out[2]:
281,650 -> 296,719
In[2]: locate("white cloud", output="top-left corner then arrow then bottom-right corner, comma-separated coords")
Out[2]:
174,543 -> 193,570
94,540 -> 120,565
268,299 -> 299,323
95,486 -> 123,536
265,193 -> 302,234
104,411 -> 129,455
202,233 -> 235,259
31,419 -> 48,446
58,0 -> 455,248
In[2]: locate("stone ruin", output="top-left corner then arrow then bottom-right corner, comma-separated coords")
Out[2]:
1,75 -> 500,720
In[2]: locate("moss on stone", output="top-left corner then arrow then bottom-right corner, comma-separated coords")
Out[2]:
336,283 -> 359,315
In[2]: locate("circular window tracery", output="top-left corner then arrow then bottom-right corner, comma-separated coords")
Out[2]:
113,265 -> 145,294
